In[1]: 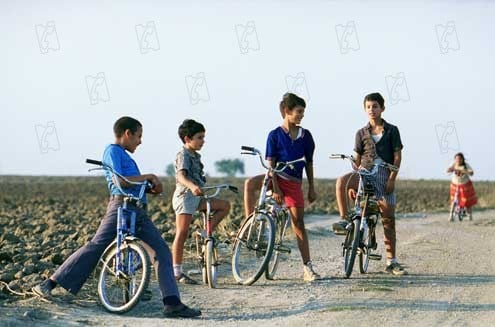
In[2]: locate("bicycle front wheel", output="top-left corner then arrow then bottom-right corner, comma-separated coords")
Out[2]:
265,212 -> 290,280
232,213 -> 275,285
205,239 -> 217,288
359,222 -> 372,274
98,241 -> 151,313
343,218 -> 360,279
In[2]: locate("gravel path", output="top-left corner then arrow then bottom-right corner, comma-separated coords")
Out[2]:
1,210 -> 494,326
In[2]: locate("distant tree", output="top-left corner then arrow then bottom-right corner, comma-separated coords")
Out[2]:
165,163 -> 175,177
214,158 -> 244,177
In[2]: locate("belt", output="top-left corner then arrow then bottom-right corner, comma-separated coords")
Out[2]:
110,195 -> 147,210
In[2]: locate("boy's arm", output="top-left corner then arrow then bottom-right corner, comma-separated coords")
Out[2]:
305,162 -> 317,203
115,174 -> 163,194
353,152 -> 362,169
176,170 -> 203,196
385,150 -> 402,193
267,159 -> 284,204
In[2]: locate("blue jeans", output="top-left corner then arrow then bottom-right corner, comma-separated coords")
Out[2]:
51,199 -> 179,299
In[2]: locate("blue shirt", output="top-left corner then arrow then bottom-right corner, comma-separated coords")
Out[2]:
102,144 -> 147,203
265,126 -> 315,182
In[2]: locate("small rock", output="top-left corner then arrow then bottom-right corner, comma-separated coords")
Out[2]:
14,271 -> 24,279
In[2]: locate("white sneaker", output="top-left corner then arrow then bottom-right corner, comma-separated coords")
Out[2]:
303,261 -> 321,282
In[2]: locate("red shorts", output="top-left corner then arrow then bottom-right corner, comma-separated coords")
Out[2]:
275,176 -> 304,208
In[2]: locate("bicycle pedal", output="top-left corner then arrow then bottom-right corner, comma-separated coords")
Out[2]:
275,244 -> 291,254
369,254 -> 382,261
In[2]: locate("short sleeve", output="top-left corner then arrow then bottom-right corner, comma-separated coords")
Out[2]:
465,162 -> 474,174
103,145 -> 123,174
265,130 -> 278,161
304,129 -> 315,163
391,126 -> 404,152
175,150 -> 191,174
354,130 -> 364,155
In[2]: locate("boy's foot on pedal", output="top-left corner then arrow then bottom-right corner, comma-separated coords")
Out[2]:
384,262 -> 407,276
175,273 -> 198,285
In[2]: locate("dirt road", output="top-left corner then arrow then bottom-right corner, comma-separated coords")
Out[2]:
1,210 -> 494,326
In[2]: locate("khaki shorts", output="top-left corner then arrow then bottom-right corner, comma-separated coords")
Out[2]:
172,190 -> 201,215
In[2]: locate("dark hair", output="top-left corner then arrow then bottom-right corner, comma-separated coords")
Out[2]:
363,92 -> 385,108
178,119 -> 205,143
454,152 -> 466,166
279,93 -> 306,112
113,116 -> 142,137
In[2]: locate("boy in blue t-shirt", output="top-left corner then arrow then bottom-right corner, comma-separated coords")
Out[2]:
32,116 -> 201,318
244,93 -> 320,282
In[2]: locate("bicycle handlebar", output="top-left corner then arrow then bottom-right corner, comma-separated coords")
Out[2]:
329,153 -> 399,174
86,158 -> 151,200
201,184 -> 239,199
241,145 -> 306,173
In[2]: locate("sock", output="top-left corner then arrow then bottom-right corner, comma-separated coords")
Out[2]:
386,257 -> 398,266
304,260 -> 312,268
173,264 -> 183,277
163,296 -> 181,306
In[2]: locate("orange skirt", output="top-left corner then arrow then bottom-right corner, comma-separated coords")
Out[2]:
450,181 -> 477,208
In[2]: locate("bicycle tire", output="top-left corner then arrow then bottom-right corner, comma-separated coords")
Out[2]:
343,218 -> 360,279
205,239 -> 217,288
359,221 -> 371,274
232,213 -> 275,285
98,241 -> 151,313
265,211 -> 290,280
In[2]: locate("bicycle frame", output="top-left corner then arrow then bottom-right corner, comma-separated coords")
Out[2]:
86,159 -> 150,277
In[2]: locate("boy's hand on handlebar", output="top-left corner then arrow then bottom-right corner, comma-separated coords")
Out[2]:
272,188 -> 284,205
191,185 -> 204,196
147,175 -> 163,195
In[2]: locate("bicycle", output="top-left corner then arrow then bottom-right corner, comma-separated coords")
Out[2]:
329,154 -> 398,278
449,182 -> 467,222
231,146 -> 305,285
86,159 -> 152,313
192,184 -> 238,288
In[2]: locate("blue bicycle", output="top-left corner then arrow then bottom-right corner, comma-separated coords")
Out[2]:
86,159 -> 152,313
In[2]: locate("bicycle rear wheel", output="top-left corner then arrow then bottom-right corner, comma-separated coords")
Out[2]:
98,241 -> 151,313
343,218 -> 360,278
205,239 -> 217,288
265,211 -> 290,280
232,213 -> 275,285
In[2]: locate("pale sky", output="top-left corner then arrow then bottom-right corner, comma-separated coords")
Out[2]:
2,0 -> 494,180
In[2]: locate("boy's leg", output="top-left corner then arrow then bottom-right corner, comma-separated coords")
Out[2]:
289,206 -> 320,281
243,174 -> 264,219
336,172 -> 359,218
137,215 -> 180,299
138,215 -> 201,317
171,213 -> 197,283
380,201 -> 407,275
197,198 -> 230,230
333,172 -> 359,233
34,200 -> 119,297
289,207 -> 310,263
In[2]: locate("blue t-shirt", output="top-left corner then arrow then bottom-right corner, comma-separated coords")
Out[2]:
102,144 -> 146,203
265,126 -> 315,182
